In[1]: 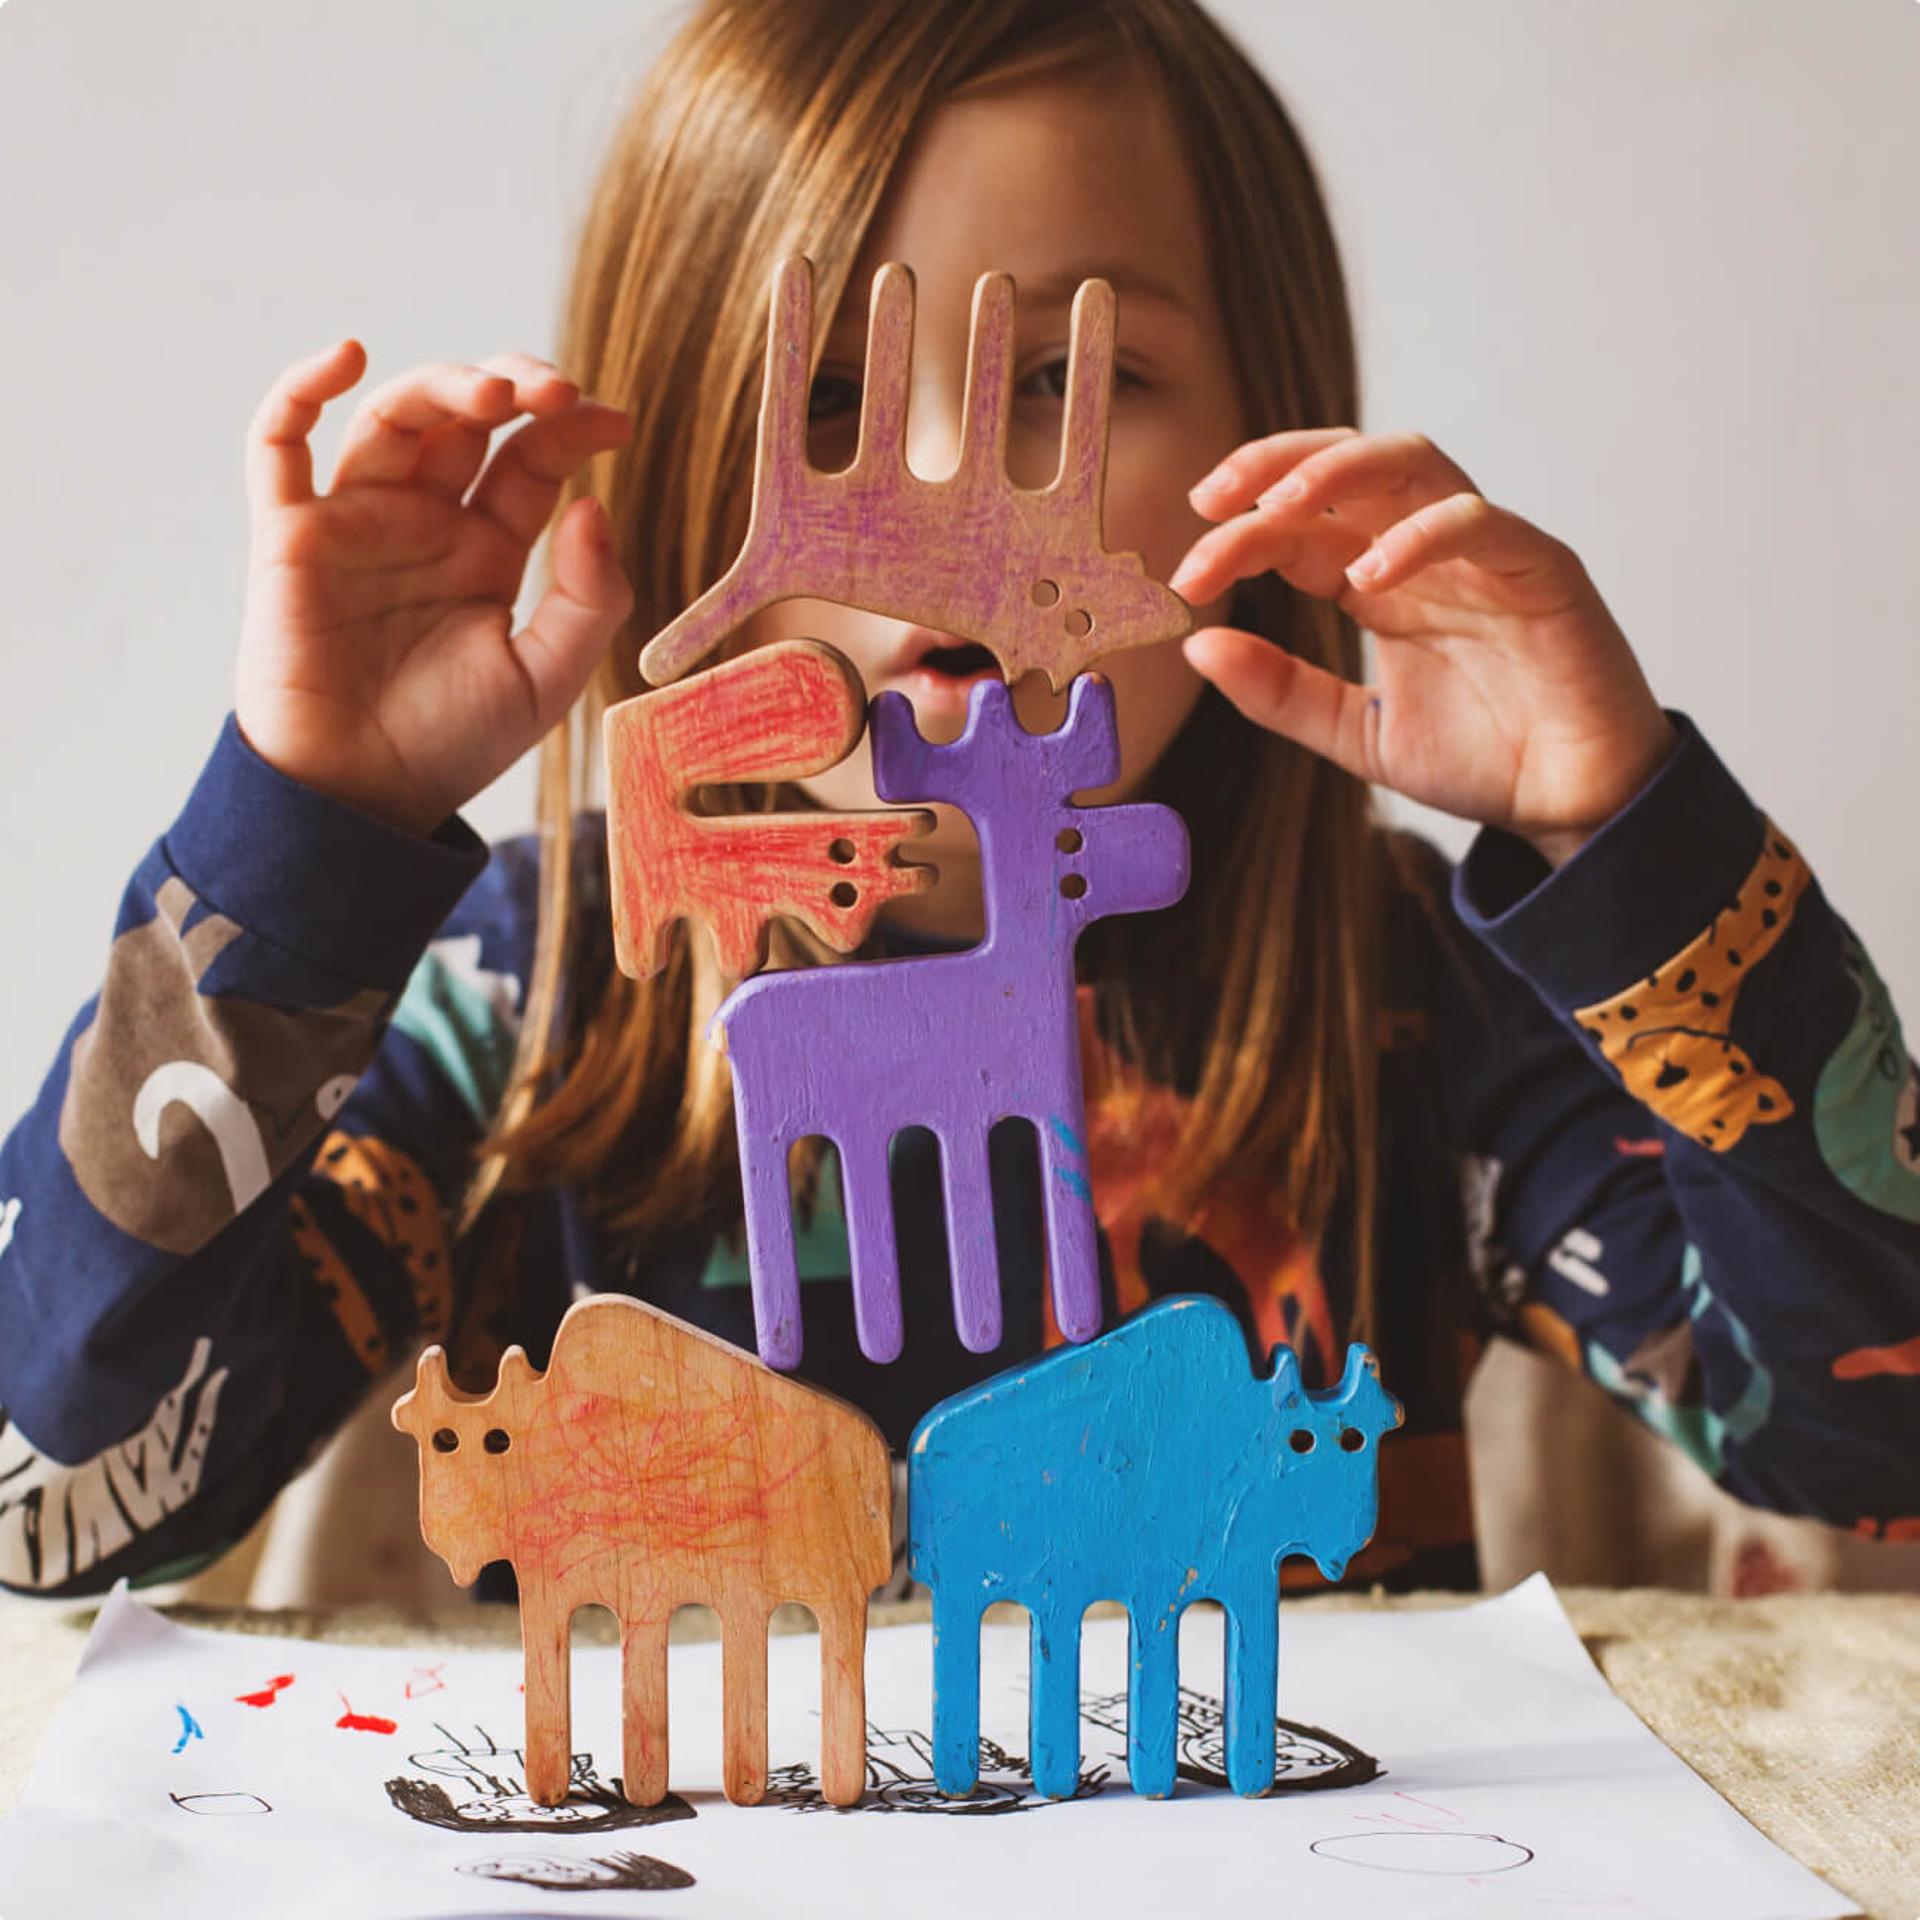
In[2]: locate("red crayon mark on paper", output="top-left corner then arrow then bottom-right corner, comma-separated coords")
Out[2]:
334,1691 -> 397,1735
403,1665 -> 446,1700
1613,1135 -> 1665,1158
235,1673 -> 296,1708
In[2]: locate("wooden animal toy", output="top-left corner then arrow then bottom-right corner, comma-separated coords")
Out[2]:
390,1295 -> 892,1810
638,255 -> 1193,690
712,671 -> 1190,1370
907,1294 -> 1404,1800
604,636 -> 934,978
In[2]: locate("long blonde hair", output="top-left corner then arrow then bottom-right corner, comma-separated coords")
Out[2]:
470,0 -> 1396,1344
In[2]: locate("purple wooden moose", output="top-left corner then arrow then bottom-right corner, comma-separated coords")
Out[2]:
712,672 -> 1190,1368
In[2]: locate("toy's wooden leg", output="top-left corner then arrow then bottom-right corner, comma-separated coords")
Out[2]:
721,1600 -> 770,1806
1223,1581 -> 1279,1796
1028,1602 -> 1083,1799
620,1619 -> 670,1806
840,1128 -> 904,1363
939,1125 -> 1002,1352
817,1595 -> 869,1808
1037,1118 -> 1101,1342
930,1591 -> 983,1795
742,1127 -> 803,1368
522,1599 -> 574,1807
1126,1602 -> 1180,1799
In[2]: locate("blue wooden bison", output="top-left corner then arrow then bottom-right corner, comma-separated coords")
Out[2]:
908,1294 -> 1402,1799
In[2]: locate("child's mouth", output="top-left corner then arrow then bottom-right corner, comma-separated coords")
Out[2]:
917,642 -> 997,679
888,631 -> 1004,718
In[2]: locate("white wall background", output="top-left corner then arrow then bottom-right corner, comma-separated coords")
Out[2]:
2,0 -> 1916,1124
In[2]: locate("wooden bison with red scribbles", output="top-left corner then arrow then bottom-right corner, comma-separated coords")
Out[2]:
391,1294 -> 891,1810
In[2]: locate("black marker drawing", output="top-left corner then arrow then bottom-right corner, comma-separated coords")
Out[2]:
384,1723 -> 693,1835
1078,1685 -> 1381,1793
767,1722 -> 1109,1814
457,1851 -> 694,1892
1310,1831 -> 1533,1875
169,1791 -> 272,1816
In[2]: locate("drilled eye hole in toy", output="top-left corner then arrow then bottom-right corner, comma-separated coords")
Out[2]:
484,1428 -> 512,1455
1059,873 -> 1088,900
1339,1428 -> 1366,1453
1063,608 -> 1094,638
1031,578 -> 1061,608
1289,1429 -> 1315,1454
432,1428 -> 459,1454
830,880 -> 859,908
1056,827 -> 1083,854
828,837 -> 856,865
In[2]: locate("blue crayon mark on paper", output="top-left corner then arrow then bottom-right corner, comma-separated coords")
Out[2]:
171,1706 -> 204,1755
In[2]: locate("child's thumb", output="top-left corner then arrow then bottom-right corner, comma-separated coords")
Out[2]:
508,497 -> 636,736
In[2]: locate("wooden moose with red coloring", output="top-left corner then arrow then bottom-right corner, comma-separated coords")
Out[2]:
638,255 -> 1193,690
604,637 -> 933,978
391,1295 -> 892,1809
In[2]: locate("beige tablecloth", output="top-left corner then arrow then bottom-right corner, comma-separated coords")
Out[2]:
2,1586 -> 1915,1918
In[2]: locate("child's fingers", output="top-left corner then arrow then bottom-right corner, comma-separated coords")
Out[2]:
1342,491 -> 1580,607
1187,426 -> 1357,520
465,400 -> 634,551
1181,625 -> 1379,782
506,497 -> 635,734
406,353 -> 587,497
1168,500 -> 1372,606
244,338 -> 368,514
327,361 -> 530,492
1247,431 -> 1481,524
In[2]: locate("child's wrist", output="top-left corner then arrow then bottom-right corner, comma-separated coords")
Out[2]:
1516,712 -> 1679,871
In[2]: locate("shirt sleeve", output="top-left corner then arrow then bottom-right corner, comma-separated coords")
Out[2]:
1431,709 -> 1920,1542
0,715 -> 541,1597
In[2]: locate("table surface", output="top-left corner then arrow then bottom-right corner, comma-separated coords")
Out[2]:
3,1584 -> 1915,1918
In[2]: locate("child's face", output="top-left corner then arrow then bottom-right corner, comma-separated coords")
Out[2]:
738,61 -> 1249,919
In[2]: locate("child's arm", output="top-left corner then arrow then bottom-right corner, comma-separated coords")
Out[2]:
1429,716 -> 1920,1536
0,724 -> 532,1595
0,339 -> 633,1596
1176,426 -> 1919,1532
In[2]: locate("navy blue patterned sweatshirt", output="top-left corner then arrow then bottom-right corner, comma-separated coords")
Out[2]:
2,709 -> 1917,1600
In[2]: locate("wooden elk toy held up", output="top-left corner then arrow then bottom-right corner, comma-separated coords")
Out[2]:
391,1295 -> 892,1809
637,255 -> 1194,690
909,1295 -> 1404,1801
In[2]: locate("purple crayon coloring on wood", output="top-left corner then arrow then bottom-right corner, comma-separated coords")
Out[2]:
638,256 -> 1193,692
712,672 -> 1190,1368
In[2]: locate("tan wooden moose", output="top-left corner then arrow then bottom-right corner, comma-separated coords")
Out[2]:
391,1294 -> 892,1808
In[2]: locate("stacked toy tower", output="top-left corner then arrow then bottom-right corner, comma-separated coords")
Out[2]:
394,255 -> 1401,1815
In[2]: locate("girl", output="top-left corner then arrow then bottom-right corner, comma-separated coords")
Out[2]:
2,0 -> 1915,1604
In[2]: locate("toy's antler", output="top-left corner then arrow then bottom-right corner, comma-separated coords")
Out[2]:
638,256 -> 1192,690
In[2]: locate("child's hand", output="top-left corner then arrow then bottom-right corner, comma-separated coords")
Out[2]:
1170,428 -> 1675,866
236,340 -> 635,836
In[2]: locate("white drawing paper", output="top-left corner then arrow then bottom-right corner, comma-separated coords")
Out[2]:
0,1572 -> 1857,1918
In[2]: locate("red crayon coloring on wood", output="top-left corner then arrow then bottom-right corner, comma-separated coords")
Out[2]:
235,1674 -> 295,1708
604,638 -> 933,981
334,1691 -> 397,1735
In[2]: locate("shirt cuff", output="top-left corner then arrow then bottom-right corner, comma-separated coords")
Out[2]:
1450,710 -> 1765,1011
162,713 -> 490,991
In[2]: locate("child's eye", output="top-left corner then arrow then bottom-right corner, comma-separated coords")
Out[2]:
807,371 -> 862,423
1019,355 -> 1142,402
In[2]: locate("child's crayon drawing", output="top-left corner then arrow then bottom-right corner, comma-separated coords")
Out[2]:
234,1673 -> 294,1708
